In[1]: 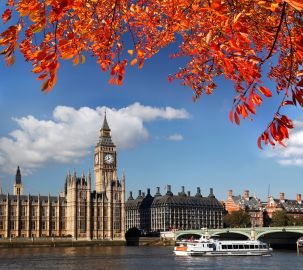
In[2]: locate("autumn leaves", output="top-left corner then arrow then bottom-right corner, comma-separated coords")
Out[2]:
1,0 -> 303,149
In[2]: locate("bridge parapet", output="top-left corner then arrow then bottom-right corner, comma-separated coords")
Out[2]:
173,226 -> 303,240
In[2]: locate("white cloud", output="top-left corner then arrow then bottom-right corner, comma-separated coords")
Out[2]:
167,134 -> 184,141
265,118 -> 303,166
0,103 -> 189,175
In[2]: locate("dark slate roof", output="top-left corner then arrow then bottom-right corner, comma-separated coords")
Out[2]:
232,195 -> 261,211
281,200 -> 303,213
151,194 -> 223,209
102,114 -> 110,131
15,166 -> 21,184
0,194 -> 66,203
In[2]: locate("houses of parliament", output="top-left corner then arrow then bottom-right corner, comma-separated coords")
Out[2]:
0,115 -> 126,239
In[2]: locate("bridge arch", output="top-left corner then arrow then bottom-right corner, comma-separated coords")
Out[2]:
175,233 -> 202,241
211,231 -> 250,240
257,229 -> 303,240
257,230 -> 303,248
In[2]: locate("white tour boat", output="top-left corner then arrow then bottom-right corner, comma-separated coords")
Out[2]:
174,235 -> 273,256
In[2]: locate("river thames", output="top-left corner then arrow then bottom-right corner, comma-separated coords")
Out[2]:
0,246 -> 302,270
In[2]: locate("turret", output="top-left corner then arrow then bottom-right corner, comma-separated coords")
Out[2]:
13,166 -> 23,196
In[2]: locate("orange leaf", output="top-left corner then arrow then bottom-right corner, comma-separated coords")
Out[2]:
127,50 -> 134,56
234,112 -> 240,125
41,79 -> 50,92
130,58 -> 137,66
259,86 -> 272,97
81,55 -> 85,64
73,55 -> 79,66
229,110 -> 234,123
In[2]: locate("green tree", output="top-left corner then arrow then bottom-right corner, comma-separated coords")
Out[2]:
270,210 -> 291,226
224,210 -> 251,228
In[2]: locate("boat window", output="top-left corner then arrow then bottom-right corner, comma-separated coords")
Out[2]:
238,245 -> 244,249
244,245 -> 249,249
227,245 -> 232,249
222,245 -> 227,249
249,245 -> 254,249
208,244 -> 214,248
262,244 -> 267,249
254,245 -> 259,249
233,245 -> 238,249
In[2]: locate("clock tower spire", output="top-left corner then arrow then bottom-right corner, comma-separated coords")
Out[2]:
94,113 -> 117,192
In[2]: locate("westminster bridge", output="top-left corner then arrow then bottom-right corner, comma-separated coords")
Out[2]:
173,227 -> 303,247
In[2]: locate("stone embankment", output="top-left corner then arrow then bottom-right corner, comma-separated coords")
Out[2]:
0,238 -> 126,248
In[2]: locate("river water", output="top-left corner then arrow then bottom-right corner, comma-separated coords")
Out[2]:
0,246 -> 302,270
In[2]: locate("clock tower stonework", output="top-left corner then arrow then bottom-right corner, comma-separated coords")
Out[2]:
94,113 -> 117,193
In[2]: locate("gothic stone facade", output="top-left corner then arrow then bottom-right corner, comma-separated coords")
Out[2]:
126,185 -> 224,233
0,115 -> 125,239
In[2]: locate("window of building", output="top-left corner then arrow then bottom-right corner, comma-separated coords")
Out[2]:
51,221 -> 55,230
10,207 -> 16,217
0,206 -> 4,216
0,220 -> 3,230
42,207 -> 47,217
10,221 -> 15,230
21,206 -> 26,216
31,221 -> 36,230
60,221 -> 65,230
21,220 -> 26,230
42,221 -> 46,230
51,207 -> 56,217
31,207 -> 36,217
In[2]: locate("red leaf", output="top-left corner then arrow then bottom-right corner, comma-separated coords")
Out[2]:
259,86 -> 272,97
234,112 -> 240,125
257,136 -> 263,150
2,9 -> 12,24
229,110 -> 234,123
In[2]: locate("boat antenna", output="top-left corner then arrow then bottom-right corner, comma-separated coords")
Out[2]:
267,184 -> 270,198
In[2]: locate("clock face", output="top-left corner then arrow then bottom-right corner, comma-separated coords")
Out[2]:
104,154 -> 114,164
95,154 -> 99,164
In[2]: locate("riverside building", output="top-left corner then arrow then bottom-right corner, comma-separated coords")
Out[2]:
125,185 -> 224,233
0,115 -> 125,240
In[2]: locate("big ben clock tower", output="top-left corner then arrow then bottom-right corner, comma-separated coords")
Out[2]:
94,113 -> 117,192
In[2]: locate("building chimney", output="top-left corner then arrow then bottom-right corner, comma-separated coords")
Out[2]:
155,187 -> 161,197
243,190 -> 249,200
181,186 -> 185,193
187,191 -> 191,197
296,194 -> 302,203
228,190 -> 233,198
167,185 -> 171,192
138,190 -> 142,198
128,191 -> 134,200
147,188 -> 151,195
279,192 -> 285,202
196,187 -> 202,197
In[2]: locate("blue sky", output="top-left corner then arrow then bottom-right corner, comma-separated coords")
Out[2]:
1,27 -> 303,202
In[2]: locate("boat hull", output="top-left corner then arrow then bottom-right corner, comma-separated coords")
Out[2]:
174,249 -> 272,257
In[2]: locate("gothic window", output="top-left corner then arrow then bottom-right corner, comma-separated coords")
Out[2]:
21,220 -> 25,230
10,207 -> 16,217
61,207 -> 65,217
51,221 -> 55,230
51,207 -> 56,217
10,221 -> 15,230
31,221 -> 36,230
42,221 -> 46,230
0,206 -> 4,216
31,207 -> 36,217
60,221 -> 65,230
80,220 -> 85,231
0,220 -> 3,230
21,206 -> 26,216
79,206 -> 85,217
42,207 -> 47,217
